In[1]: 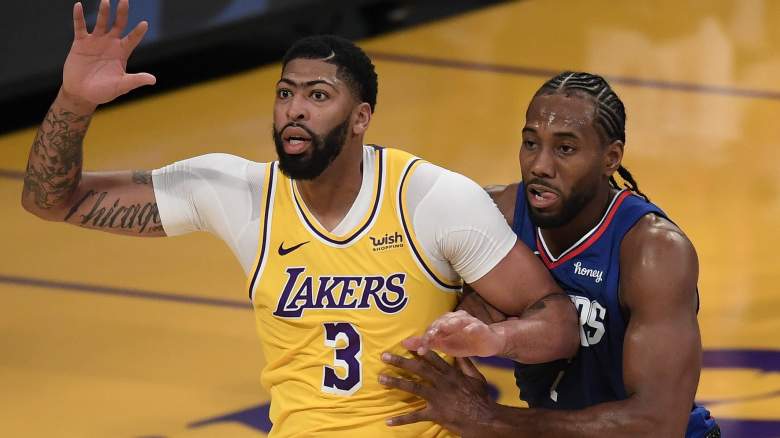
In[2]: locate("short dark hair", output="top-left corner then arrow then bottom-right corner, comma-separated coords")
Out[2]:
535,72 -> 647,200
282,35 -> 378,112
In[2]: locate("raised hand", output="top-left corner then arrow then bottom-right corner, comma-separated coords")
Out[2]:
403,310 -> 507,358
63,0 -> 155,106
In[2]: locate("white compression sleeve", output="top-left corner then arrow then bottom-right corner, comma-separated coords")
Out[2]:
406,163 -> 517,284
152,153 -> 266,274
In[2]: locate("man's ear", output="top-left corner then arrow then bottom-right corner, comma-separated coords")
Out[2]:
352,102 -> 372,136
605,140 -> 624,176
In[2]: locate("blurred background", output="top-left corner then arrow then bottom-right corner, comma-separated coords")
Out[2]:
1,0 -> 779,436
1,0 -> 501,134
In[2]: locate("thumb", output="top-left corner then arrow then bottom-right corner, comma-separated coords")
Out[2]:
455,357 -> 486,382
117,72 -> 156,95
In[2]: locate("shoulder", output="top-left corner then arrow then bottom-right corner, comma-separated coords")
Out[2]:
404,163 -> 512,232
154,153 -> 266,183
406,162 -> 483,200
177,152 -> 263,173
620,213 -> 698,310
621,214 -> 695,261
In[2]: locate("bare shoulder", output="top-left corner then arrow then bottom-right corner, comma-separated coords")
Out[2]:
484,183 -> 519,226
620,213 -> 699,310
622,213 -> 695,258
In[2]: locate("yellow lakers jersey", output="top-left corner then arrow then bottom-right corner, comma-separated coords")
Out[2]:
247,146 -> 460,437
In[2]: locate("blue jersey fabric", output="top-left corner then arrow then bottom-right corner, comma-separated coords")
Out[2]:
511,183 -> 718,437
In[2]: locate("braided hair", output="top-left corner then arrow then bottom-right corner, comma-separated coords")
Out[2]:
534,72 -> 648,200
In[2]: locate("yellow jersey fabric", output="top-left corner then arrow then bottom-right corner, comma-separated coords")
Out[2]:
247,146 -> 460,437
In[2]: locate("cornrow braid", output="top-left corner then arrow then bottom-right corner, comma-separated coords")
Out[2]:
535,71 -> 648,201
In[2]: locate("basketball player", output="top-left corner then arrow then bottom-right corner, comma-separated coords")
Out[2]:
20,1 -> 579,436
379,73 -> 720,437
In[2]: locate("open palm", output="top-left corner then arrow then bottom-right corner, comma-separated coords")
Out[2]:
63,0 -> 155,105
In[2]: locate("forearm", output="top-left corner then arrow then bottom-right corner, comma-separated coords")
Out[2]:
493,294 -> 579,363
22,88 -> 97,216
463,398 -> 665,438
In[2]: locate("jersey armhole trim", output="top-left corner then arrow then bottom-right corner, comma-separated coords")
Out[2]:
397,158 -> 462,292
247,161 -> 278,301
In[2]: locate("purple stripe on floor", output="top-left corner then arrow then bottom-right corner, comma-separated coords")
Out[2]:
368,51 -> 780,101
0,274 -> 248,310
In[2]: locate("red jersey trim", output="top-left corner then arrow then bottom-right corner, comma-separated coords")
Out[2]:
536,190 -> 632,270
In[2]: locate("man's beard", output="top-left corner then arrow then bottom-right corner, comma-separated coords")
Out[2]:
526,179 -> 597,229
273,118 -> 349,180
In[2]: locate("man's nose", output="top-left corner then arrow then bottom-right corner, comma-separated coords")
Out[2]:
286,94 -> 308,122
529,147 -> 555,179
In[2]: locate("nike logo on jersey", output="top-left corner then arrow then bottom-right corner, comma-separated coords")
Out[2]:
278,241 -> 309,256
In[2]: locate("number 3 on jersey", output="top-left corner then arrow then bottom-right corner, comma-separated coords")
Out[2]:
322,322 -> 362,395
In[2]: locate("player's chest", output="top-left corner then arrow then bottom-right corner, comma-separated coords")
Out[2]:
253,224 -> 442,319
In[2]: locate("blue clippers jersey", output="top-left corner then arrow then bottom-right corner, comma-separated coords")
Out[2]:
511,183 -> 718,437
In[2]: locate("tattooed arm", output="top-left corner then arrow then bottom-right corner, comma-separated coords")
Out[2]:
22,102 -> 161,237
21,0 -> 159,236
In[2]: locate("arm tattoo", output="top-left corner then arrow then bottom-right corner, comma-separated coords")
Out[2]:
23,107 -> 91,209
132,170 -> 152,185
521,292 -> 570,317
64,190 -> 162,234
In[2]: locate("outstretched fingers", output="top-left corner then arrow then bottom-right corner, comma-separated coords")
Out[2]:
378,373 -> 432,399
110,0 -> 129,36
420,350 -> 452,374
386,408 -> 430,427
381,352 -> 441,380
122,20 -> 149,57
73,2 -> 88,39
93,0 -> 110,35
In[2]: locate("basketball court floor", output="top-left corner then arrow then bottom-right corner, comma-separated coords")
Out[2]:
1,1 -> 779,436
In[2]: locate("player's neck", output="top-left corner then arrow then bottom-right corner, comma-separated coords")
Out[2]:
295,139 -> 364,231
540,183 -> 617,257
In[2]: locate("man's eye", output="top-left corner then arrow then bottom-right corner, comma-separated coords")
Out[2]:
311,91 -> 328,101
278,89 -> 292,99
560,145 -> 575,154
522,141 -> 537,150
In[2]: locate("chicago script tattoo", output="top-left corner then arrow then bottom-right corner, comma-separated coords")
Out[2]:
64,190 -> 161,233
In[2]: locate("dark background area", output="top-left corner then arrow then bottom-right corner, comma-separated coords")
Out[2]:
0,0 -> 506,134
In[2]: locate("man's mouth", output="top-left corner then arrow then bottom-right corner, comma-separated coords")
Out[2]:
282,126 -> 313,155
527,183 -> 560,209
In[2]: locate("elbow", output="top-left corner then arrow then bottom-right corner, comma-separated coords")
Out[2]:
609,395 -> 691,437
21,193 -> 64,222
20,193 -> 40,218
